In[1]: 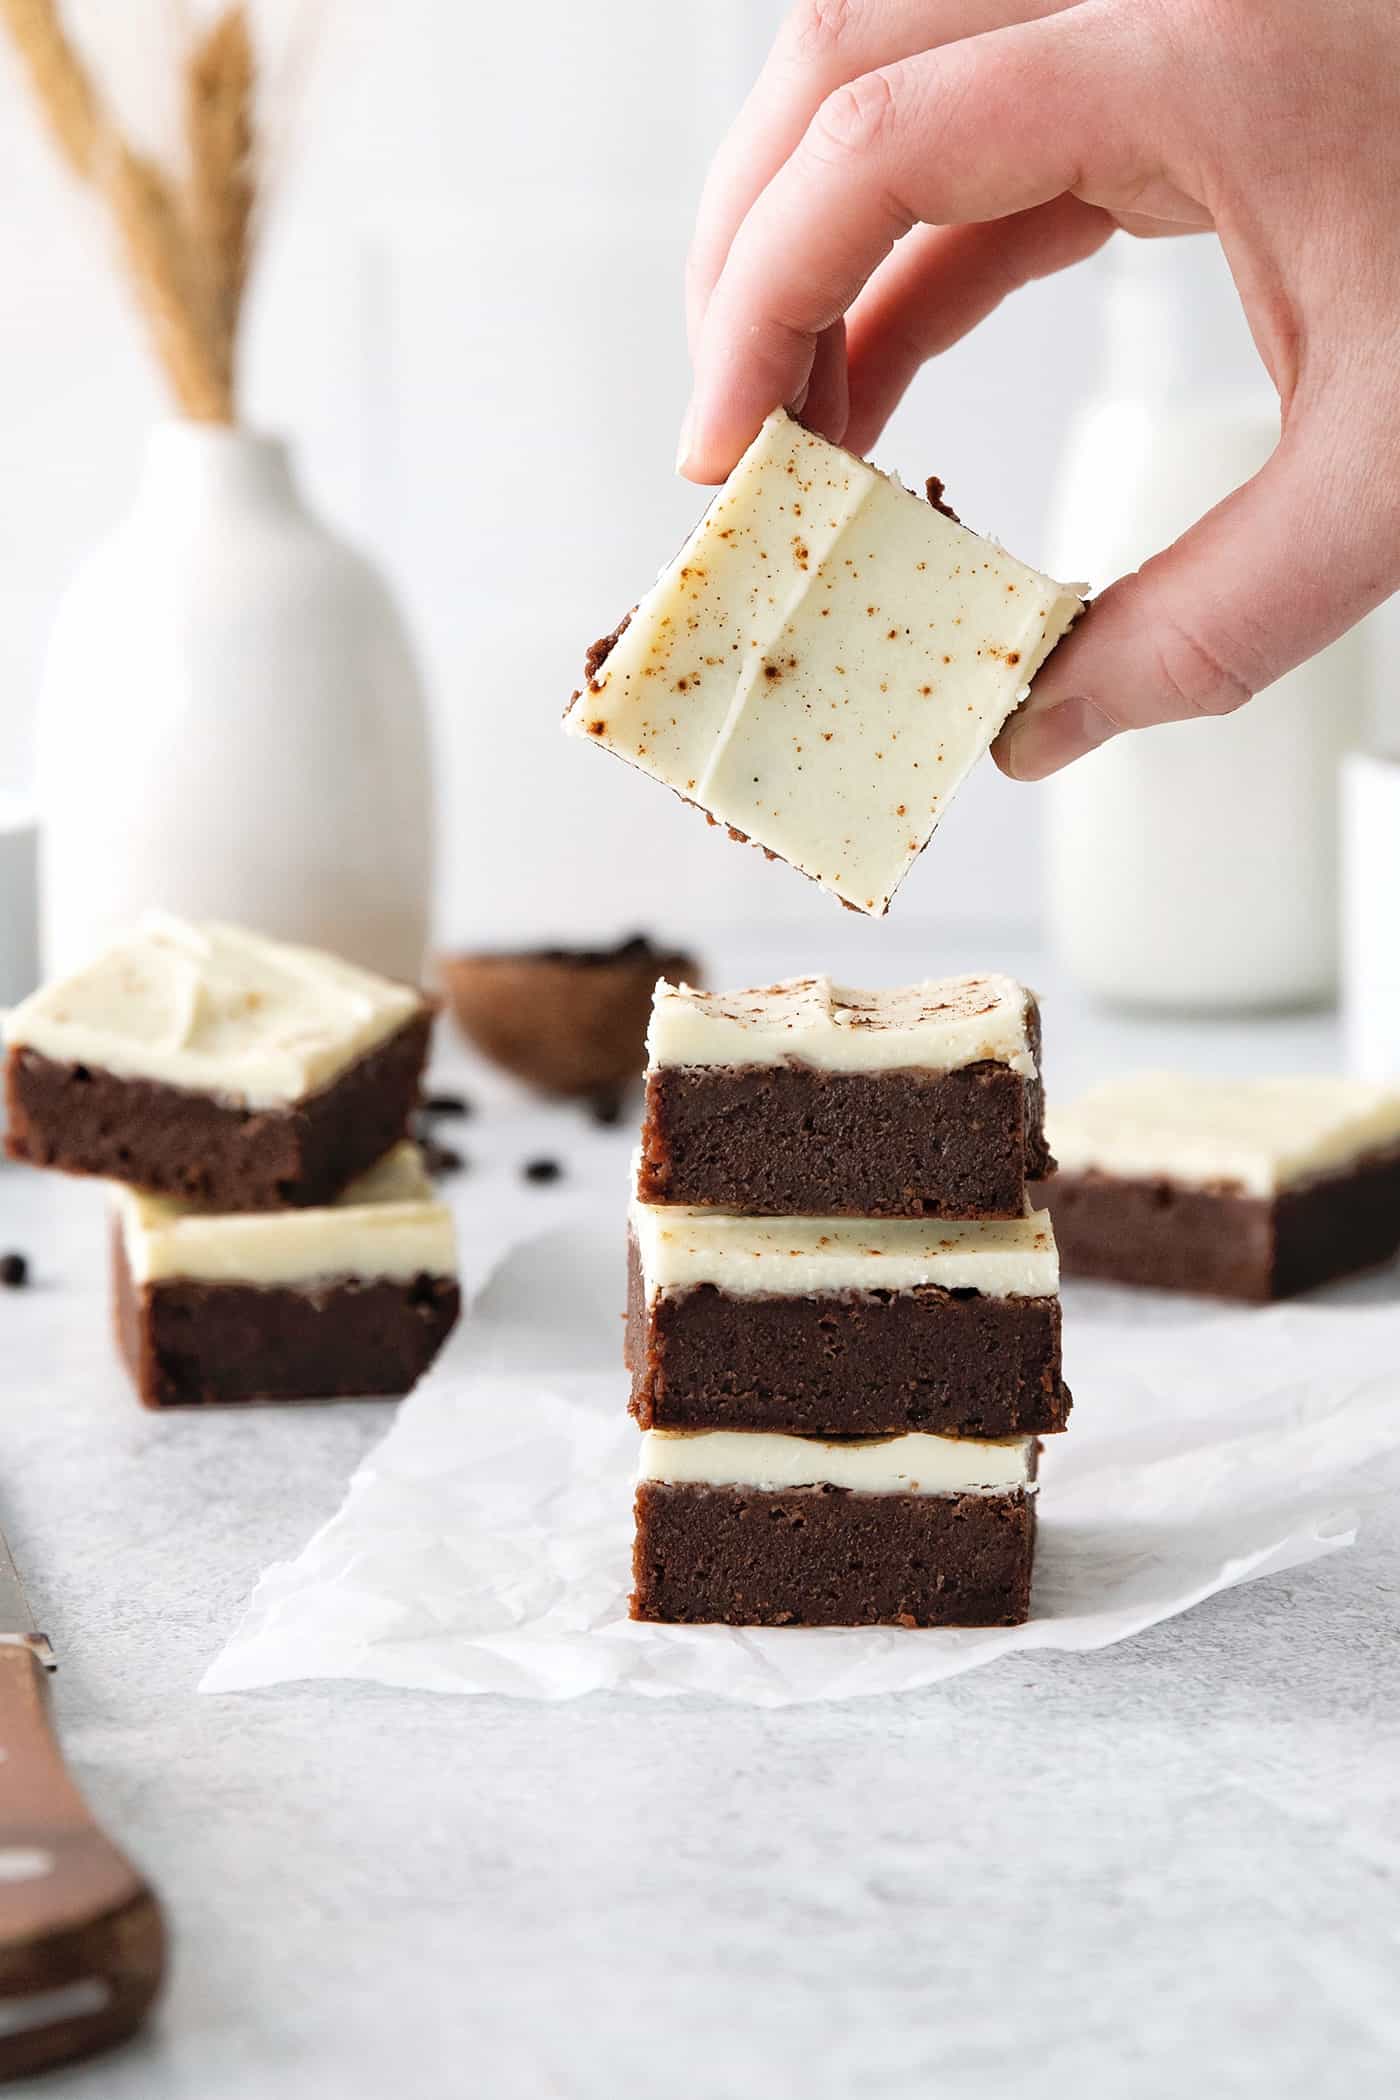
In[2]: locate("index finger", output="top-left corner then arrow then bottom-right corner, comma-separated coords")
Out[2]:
682,11 -> 1140,482
687,0 -> 1082,352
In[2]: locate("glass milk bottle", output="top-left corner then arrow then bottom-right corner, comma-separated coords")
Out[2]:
1044,238 -> 1367,1011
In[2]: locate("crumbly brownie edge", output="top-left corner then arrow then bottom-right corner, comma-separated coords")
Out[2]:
1023,996 -> 1052,1181
630,1480 -> 1036,1627
637,1061 -> 1033,1218
110,1221 -> 459,1408
6,1009 -> 431,1210
623,1227 -> 646,1379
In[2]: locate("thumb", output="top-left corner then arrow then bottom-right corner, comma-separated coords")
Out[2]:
994,412 -> 1394,780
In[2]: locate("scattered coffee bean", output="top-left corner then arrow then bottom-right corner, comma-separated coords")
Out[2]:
423,1142 -> 466,1178
588,1091 -> 625,1128
0,1252 -> 29,1289
522,1157 -> 563,1185
421,1092 -> 473,1121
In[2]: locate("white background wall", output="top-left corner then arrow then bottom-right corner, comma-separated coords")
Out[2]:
0,0 -> 1312,958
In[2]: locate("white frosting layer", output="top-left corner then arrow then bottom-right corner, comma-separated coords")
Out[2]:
631,1193 -> 1057,1299
637,1429 -> 1035,1495
564,411 -> 1082,916
3,914 -> 424,1110
118,1142 -> 457,1287
1049,1073 -> 1400,1197
646,972 -> 1035,1076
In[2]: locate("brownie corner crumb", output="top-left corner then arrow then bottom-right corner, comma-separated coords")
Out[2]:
924,475 -> 961,524
583,609 -> 634,690
422,1141 -> 466,1178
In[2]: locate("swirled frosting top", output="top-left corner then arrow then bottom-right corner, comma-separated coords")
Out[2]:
3,914 -> 424,1109
646,972 -> 1036,1076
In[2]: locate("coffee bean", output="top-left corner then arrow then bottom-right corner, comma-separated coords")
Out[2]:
421,1092 -> 473,1121
423,1143 -> 467,1178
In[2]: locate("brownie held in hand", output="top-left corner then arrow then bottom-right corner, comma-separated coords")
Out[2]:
4,915 -> 432,1210
563,410 -> 1082,917
638,972 -> 1049,1219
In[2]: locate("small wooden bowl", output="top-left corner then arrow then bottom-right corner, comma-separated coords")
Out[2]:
436,937 -> 699,1101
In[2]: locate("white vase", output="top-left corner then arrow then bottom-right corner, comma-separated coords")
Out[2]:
36,423 -> 433,983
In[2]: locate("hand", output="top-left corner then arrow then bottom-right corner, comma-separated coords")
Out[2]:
680,0 -> 1400,778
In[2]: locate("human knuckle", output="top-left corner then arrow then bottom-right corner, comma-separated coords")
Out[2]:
788,0 -> 862,66
811,67 -> 902,166
1151,613 -> 1260,720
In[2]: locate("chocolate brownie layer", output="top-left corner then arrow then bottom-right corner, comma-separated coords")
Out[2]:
7,1012 -> 431,1210
638,1057 -> 1047,1218
631,1480 -> 1035,1627
626,1236 -> 1068,1436
1042,1141 -> 1400,1301
642,995 -> 1045,1226
112,1224 -> 459,1408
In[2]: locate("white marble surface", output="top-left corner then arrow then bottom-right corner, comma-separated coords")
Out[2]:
2,934 -> 1398,2099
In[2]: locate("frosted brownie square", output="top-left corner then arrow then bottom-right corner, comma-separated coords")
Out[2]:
563,410 -> 1082,916
631,1430 -> 1037,1627
4,915 -> 431,1209
1043,1073 -> 1400,1300
111,1142 -> 459,1407
627,1194 -> 1068,1439
638,973 -> 1049,1218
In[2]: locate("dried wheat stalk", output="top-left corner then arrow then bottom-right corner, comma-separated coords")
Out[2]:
109,142 -> 232,421
0,0 -> 99,176
1,0 -> 256,422
185,4 -> 255,394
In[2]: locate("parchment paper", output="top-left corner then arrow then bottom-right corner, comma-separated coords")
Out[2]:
203,1218 -> 1400,1706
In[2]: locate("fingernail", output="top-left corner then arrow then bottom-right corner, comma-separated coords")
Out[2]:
675,401 -> 697,477
998,697 -> 1116,782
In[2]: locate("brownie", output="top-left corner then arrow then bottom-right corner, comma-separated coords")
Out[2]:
639,1059 -> 1048,1219
631,1481 -> 1036,1627
626,1234 -> 1068,1436
111,1223 -> 459,1408
640,974 -> 1049,1217
561,410 -> 1083,920
1042,1141 -> 1400,1302
6,1012 -> 431,1211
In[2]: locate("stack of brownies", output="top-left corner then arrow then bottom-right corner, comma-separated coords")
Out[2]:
3,914 -> 459,1408
624,972 -> 1070,1628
